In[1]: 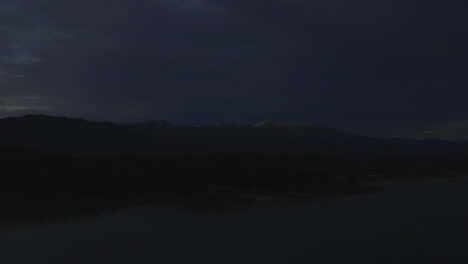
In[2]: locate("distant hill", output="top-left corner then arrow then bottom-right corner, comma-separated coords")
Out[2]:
0,114 -> 466,159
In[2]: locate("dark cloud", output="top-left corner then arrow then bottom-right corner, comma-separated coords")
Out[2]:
0,0 -> 467,138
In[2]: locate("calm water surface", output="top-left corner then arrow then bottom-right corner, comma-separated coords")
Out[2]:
1,177 -> 468,264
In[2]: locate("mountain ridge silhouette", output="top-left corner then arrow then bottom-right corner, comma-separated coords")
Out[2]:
0,114 -> 465,159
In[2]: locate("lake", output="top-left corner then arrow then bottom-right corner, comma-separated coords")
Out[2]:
1,176 -> 467,264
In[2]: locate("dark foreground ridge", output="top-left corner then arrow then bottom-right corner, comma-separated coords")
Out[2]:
0,150 -> 369,208
1,149 -> 468,226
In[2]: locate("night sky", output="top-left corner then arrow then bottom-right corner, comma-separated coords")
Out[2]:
0,0 -> 467,139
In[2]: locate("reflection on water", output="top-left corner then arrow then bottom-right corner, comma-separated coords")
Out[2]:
1,177 -> 468,264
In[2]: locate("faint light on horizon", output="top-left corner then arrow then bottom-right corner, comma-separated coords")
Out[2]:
416,122 -> 468,141
0,95 -> 50,113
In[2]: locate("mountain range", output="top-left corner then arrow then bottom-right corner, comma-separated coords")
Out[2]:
0,114 -> 466,159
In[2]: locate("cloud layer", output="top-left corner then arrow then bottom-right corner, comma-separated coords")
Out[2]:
0,0 -> 467,138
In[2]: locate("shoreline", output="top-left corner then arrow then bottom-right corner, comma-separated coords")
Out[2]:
1,152 -> 467,225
